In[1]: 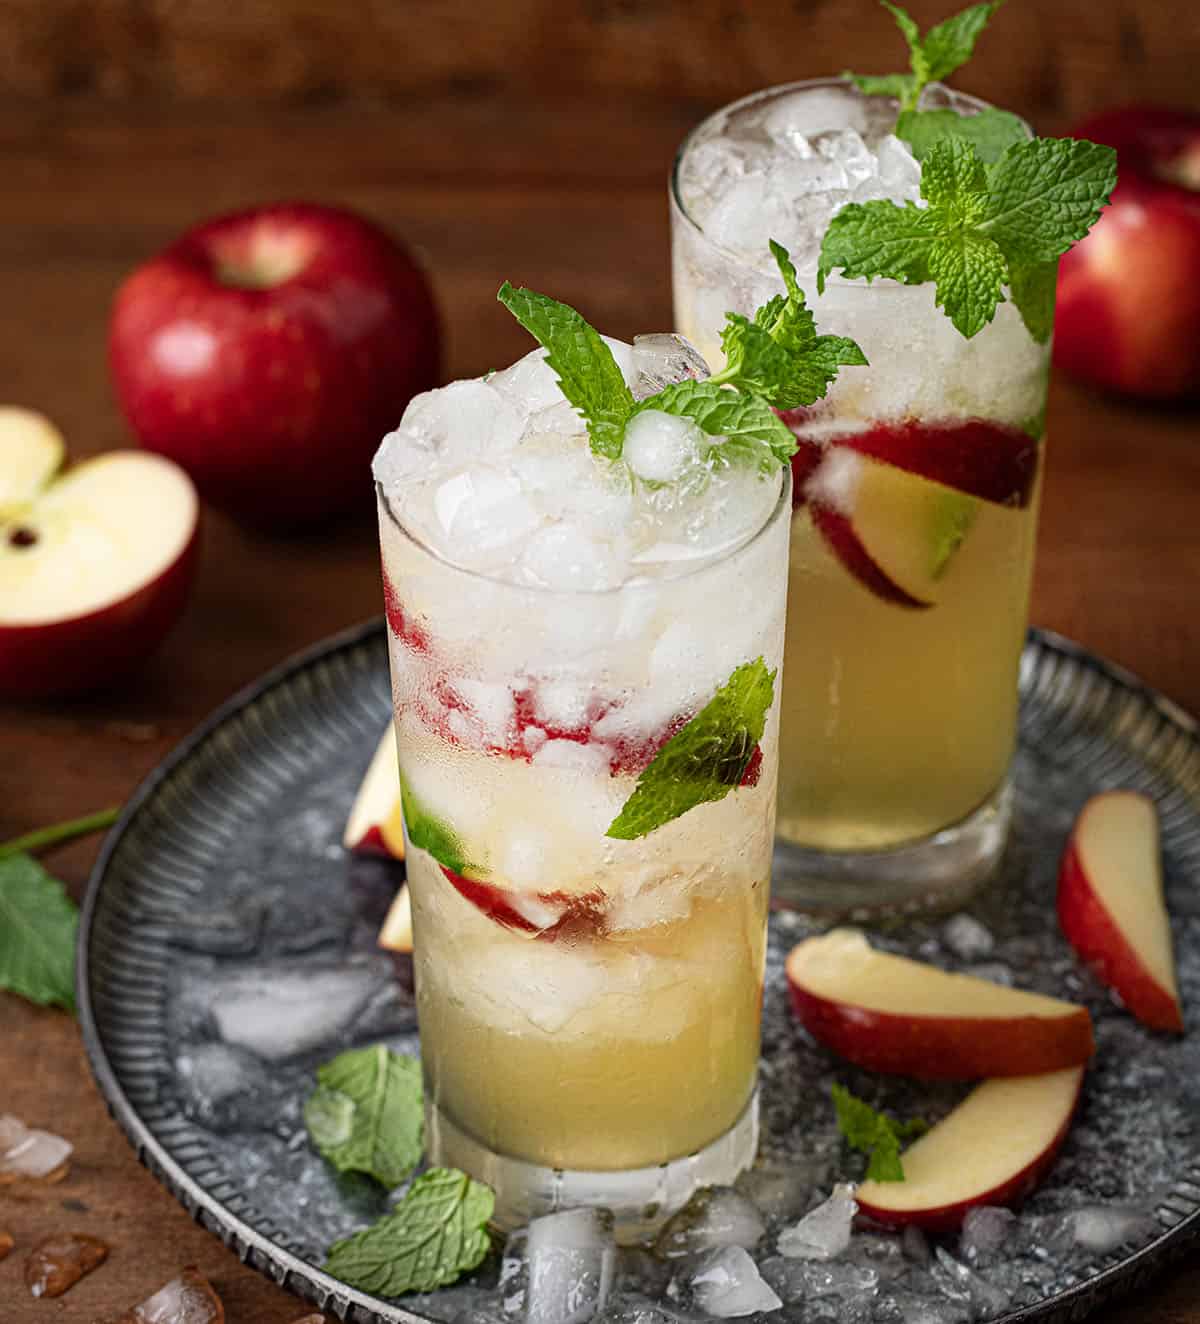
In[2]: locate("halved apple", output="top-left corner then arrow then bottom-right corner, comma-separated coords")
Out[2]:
0,408 -> 65,509
0,435 -> 199,700
786,928 -> 1094,1078
1058,791 -> 1184,1032
807,450 -> 978,609
378,884 -> 413,954
856,1067 -> 1084,1231
344,725 -> 405,858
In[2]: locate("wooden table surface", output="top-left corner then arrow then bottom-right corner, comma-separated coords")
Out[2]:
1,93 -> 1198,1323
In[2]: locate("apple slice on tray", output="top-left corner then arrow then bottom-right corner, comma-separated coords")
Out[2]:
0,412 -> 199,699
1059,791 -> 1184,1032
786,928 -> 1095,1078
344,725 -> 405,858
378,885 -> 414,955
856,1067 -> 1085,1232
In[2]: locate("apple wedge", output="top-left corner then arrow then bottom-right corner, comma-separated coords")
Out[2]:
807,450 -> 978,609
378,885 -> 413,954
344,725 -> 405,858
786,928 -> 1094,1078
0,408 -> 65,509
0,447 -> 198,699
856,1067 -> 1084,1231
1058,791 -> 1184,1032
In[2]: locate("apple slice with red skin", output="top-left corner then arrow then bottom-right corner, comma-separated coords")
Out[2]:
1058,791 -> 1184,1032
439,864 -> 607,942
344,725 -> 405,858
0,440 -> 198,699
856,1067 -> 1085,1232
378,885 -> 414,954
787,928 -> 1094,1078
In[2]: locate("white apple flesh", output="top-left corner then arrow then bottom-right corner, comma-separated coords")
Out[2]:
343,725 -> 405,858
786,928 -> 1094,1078
378,885 -> 413,954
0,408 -> 65,509
1058,791 -> 1184,1032
0,444 -> 198,699
856,1067 -> 1085,1231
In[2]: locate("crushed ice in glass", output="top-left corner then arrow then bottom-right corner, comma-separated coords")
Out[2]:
777,1183 -> 857,1260
687,1245 -> 782,1317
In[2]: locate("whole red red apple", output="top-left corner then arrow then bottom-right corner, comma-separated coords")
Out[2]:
1056,107 -> 1200,399
109,202 -> 440,529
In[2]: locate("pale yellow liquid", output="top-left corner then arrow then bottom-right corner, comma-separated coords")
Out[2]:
411,851 -> 768,1171
776,465 -> 1041,850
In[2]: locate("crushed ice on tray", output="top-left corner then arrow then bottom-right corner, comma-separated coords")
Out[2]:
687,1245 -> 782,1318
777,1183 -> 857,1260
524,1208 -> 616,1324
173,1042 -> 280,1132
959,1205 -> 1015,1265
941,914 -> 995,962
654,1186 -> 766,1259
761,1254 -> 879,1304
0,1114 -> 73,1182
1054,1205 -> 1159,1254
930,1246 -> 1010,1317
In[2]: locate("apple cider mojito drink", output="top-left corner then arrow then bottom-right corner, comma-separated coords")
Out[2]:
671,1 -> 1116,912
374,271 -> 860,1231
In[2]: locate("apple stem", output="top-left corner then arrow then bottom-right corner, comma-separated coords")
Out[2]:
0,807 -> 120,860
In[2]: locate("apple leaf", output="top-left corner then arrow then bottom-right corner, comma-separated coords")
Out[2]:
0,854 -> 79,1011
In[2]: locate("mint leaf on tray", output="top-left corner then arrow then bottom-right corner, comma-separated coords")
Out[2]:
606,657 -> 775,840
325,1167 -> 493,1296
0,853 -> 79,1011
833,1083 -> 927,1182
305,1044 -> 423,1190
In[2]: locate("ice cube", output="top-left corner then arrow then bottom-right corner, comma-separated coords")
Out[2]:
760,1255 -> 879,1302
942,915 -> 995,961
630,333 -> 710,399
531,679 -> 592,732
902,1224 -> 931,1266
532,738 -> 612,775
875,134 -> 923,194
112,1267 -> 224,1323
1061,1205 -> 1158,1253
519,524 -> 627,591
453,676 -> 517,745
703,173 -> 791,261
623,411 -> 706,484
491,348 -> 565,415
680,138 -> 771,212
654,1187 -> 766,1259
688,1245 -> 782,1317
209,963 -> 381,1061
173,1042 -> 278,1132
433,466 -> 542,559
960,1205 -> 1015,1264
525,1207 -> 616,1324
0,1115 -> 73,1181
807,448 -> 861,514
930,1247 -> 1010,1316
813,129 -> 877,186
497,825 -> 555,891
777,1184 -> 857,1260
735,1163 -> 824,1222
769,155 -> 850,196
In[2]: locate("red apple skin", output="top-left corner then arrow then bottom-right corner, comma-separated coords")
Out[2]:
349,824 -> 390,857
439,865 -> 607,942
808,503 -> 933,610
109,202 -> 440,529
855,1087 -> 1080,1233
1056,107 -> 1200,400
787,980 -> 1094,1079
0,525 -> 198,700
1058,836 -> 1184,1033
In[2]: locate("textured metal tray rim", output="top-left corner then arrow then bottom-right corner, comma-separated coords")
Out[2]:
76,619 -> 1200,1324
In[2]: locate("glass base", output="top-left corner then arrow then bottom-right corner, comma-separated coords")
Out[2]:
424,1089 -> 760,1242
771,777 -> 1013,918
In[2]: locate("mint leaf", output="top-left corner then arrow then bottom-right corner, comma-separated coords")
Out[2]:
399,774 -> 471,876
497,282 -> 634,460
846,1 -> 1005,113
711,240 -> 868,412
896,107 -> 1027,163
1007,257 -> 1059,344
0,854 -> 78,1010
980,137 -> 1118,266
606,658 -> 775,840
326,1167 -> 493,1295
633,380 -> 797,473
305,1045 -> 423,1189
819,135 -> 1115,339
832,1084 -> 926,1183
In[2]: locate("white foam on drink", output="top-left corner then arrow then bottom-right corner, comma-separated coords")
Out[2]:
374,338 -> 782,592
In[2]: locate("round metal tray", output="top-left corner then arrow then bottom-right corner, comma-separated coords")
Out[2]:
78,621 -> 1200,1324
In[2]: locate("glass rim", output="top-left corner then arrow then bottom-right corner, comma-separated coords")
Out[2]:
376,460 -> 793,600
669,75 -> 1030,281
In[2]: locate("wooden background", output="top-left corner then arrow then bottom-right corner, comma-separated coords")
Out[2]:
2,0 -> 1200,1321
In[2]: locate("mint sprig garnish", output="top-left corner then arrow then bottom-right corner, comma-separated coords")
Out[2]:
497,244 -> 863,468
497,281 -> 634,461
305,1045 -> 423,1190
400,773 -> 472,876
818,135 -> 1117,340
847,1 -> 1006,113
832,1083 -> 927,1183
895,106 -> 1027,164
606,657 -> 775,840
0,853 -> 79,1010
325,1167 -> 493,1296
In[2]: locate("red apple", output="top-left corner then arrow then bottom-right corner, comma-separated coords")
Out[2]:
1056,107 -> 1200,399
855,1067 -> 1085,1231
786,928 -> 1095,1078
344,725 -> 405,858
1058,791 -> 1184,1032
0,413 -> 198,699
109,202 -> 440,529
